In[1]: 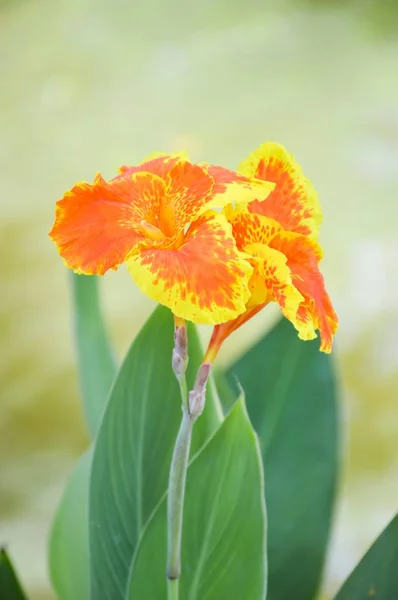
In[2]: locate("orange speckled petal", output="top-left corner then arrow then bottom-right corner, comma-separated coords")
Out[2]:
224,206 -> 283,250
165,160 -> 215,227
126,211 -> 253,325
248,244 -> 305,325
119,155 -> 215,230
270,232 -> 338,353
238,142 -> 322,239
201,163 -> 275,208
49,171 -> 167,275
118,152 -> 188,179
203,244 -> 303,363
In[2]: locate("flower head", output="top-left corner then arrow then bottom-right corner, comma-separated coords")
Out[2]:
204,142 -> 338,362
49,152 -> 274,324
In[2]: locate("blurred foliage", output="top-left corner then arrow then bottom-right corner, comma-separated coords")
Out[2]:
0,549 -> 28,600
298,0 -> 398,36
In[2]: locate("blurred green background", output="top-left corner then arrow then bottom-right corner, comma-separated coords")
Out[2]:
1,0 -> 398,598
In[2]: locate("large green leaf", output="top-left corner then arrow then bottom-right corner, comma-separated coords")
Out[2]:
47,274 -> 116,599
48,450 -> 92,600
72,273 -> 117,437
89,305 -> 223,600
128,399 -> 266,600
333,513 -> 398,599
0,549 -> 28,600
226,317 -> 339,600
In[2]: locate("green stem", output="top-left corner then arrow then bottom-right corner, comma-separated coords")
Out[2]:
167,577 -> 179,600
178,376 -> 189,413
167,362 -> 211,598
167,408 -> 193,583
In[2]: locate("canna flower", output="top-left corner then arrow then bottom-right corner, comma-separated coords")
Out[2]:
49,152 -> 274,324
204,142 -> 338,362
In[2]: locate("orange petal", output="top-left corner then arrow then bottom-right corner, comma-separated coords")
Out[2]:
49,172 -> 167,275
164,160 -> 215,227
223,206 -> 336,351
120,154 -> 216,229
270,232 -> 338,352
118,152 -> 188,179
224,206 -> 283,250
203,244 -> 303,363
238,142 -> 322,239
126,211 -> 253,324
204,301 -> 266,364
201,163 -> 275,207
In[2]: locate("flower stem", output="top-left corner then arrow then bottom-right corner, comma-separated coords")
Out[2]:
178,377 -> 189,413
166,363 -> 211,597
167,407 -> 193,581
167,577 -> 179,600
172,320 -> 189,412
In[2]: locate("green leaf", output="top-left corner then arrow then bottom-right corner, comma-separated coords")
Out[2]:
333,513 -> 398,599
72,273 -> 117,437
225,318 -> 339,600
128,399 -> 267,600
213,368 -> 238,415
0,549 -> 28,600
89,305 -> 223,600
48,449 -> 92,600
47,274 -> 116,598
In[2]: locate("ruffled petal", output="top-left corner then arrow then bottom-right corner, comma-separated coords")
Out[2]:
118,151 -> 188,179
49,171 -> 167,275
246,244 -> 304,324
270,232 -> 338,352
224,205 -> 283,250
164,160 -> 215,228
203,244 -> 303,363
120,154 -> 215,229
238,142 -> 322,239
126,211 -> 253,324
200,163 -> 275,208
121,154 -> 275,228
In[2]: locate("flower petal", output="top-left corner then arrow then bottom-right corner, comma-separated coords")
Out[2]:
224,206 -> 283,250
164,160 -> 215,227
200,162 -> 275,208
118,151 -> 189,179
120,154 -> 216,229
270,232 -> 338,352
247,244 -> 304,324
203,243 -> 304,363
49,172 -> 167,275
238,142 -> 322,238
126,211 -> 253,324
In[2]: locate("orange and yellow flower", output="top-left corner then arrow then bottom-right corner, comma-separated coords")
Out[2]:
204,142 -> 338,362
49,152 -> 274,324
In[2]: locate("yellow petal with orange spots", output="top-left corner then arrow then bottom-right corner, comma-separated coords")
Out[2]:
49,171 -> 167,275
203,243 -> 304,363
126,211 -> 253,325
238,142 -> 322,239
200,162 -> 275,209
245,243 -> 305,324
224,206 -> 283,250
270,231 -> 338,353
120,154 -> 274,228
